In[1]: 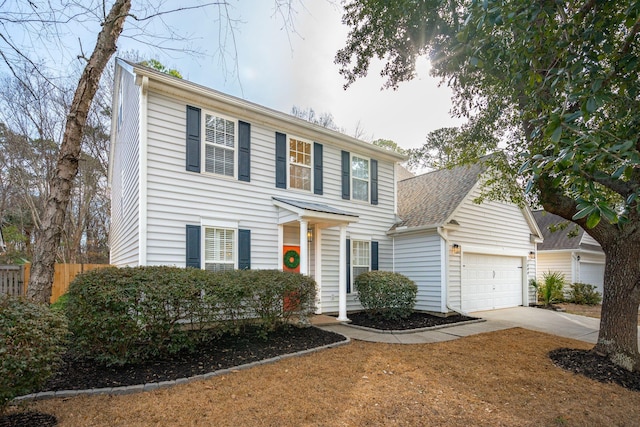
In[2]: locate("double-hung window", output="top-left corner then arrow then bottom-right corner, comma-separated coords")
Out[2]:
351,240 -> 370,291
204,113 -> 235,177
204,227 -> 235,272
289,137 -> 312,191
351,156 -> 369,202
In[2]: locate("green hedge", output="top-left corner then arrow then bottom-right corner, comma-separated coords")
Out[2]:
567,282 -> 602,305
0,295 -> 68,409
65,266 -> 316,366
355,271 -> 417,320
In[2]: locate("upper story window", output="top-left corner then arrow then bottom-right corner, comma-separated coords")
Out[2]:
186,105 -> 250,181
204,227 -> 235,272
351,155 -> 369,202
289,137 -> 312,191
204,113 -> 236,177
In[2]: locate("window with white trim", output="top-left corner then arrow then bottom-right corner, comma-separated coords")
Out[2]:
289,137 -> 312,191
204,227 -> 235,272
351,155 -> 369,202
204,113 -> 236,177
352,240 -> 370,291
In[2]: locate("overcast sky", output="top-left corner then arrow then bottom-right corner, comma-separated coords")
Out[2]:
5,1 -> 464,150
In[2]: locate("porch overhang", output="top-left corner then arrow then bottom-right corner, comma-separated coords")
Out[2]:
272,197 -> 359,226
273,197 -> 357,322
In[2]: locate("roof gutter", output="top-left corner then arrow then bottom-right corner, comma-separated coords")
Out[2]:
124,60 -> 407,164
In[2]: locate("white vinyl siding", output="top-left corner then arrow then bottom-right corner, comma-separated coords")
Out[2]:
351,155 -> 369,202
204,227 -> 235,272
109,68 -> 140,267
129,88 -> 397,316
536,252 -> 573,283
445,184 -> 536,310
289,137 -> 311,191
204,113 -> 235,177
393,232 -> 443,313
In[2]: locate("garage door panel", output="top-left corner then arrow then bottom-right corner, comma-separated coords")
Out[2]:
579,262 -> 605,296
462,253 -> 523,312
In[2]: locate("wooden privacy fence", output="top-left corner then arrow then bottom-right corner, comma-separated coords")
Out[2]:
0,263 -> 112,303
0,265 -> 25,297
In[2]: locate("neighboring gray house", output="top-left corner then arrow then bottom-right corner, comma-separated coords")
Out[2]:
389,163 -> 543,314
533,210 -> 606,295
108,59 -> 406,321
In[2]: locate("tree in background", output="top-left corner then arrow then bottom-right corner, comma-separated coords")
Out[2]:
1,1 -> 299,302
290,106 -> 344,132
372,138 -> 406,154
337,1 -> 640,371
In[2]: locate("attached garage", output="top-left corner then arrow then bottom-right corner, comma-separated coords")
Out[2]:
462,253 -> 524,312
579,261 -> 605,295
391,162 -> 542,314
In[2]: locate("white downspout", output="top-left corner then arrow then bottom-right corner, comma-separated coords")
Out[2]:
437,226 -> 469,316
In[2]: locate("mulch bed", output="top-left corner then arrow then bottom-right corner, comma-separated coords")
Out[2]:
38,325 -> 345,392
550,348 -> 640,392
0,412 -> 56,427
347,311 -> 478,330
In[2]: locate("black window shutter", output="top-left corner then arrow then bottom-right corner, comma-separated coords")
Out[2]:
238,121 -> 251,182
341,150 -> 350,199
346,238 -> 351,293
238,229 -> 251,270
186,106 -> 201,173
313,142 -> 323,195
185,225 -> 201,268
371,159 -> 378,205
371,241 -> 379,271
275,132 -> 287,188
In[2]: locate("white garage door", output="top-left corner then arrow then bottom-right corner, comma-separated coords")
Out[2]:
462,253 -> 523,312
579,262 -> 605,296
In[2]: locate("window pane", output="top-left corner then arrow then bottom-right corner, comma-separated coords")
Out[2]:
290,164 -> 311,191
352,178 -> 369,201
205,228 -> 235,267
351,156 -> 369,179
289,138 -> 312,190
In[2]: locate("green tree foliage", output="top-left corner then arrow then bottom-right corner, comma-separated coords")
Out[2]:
336,0 -> 640,371
372,138 -> 406,154
139,59 -> 183,79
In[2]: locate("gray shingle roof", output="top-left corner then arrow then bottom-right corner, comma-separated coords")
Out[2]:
394,162 -> 484,230
533,210 -> 602,252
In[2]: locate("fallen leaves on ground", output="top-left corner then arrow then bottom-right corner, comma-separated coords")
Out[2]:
15,328 -> 640,427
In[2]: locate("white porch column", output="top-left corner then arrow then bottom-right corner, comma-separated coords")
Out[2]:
299,220 -> 308,276
338,224 -> 348,321
315,227 -> 322,314
277,224 -> 284,270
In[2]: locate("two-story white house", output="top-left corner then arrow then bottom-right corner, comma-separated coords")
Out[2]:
108,59 -> 406,321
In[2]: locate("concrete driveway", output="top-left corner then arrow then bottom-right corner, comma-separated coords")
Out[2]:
318,306 -> 640,347
473,306 -> 602,344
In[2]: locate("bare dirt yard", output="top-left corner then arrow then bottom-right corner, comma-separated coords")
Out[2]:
12,328 -> 640,427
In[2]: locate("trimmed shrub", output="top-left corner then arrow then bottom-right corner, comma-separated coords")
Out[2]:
533,271 -> 566,307
355,271 -> 417,320
0,295 -> 68,410
65,266 -> 316,366
567,282 -> 602,305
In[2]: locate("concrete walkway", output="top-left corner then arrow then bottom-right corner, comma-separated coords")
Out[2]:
317,307 -> 619,345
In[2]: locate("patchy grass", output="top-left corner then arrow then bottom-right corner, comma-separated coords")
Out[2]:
10,328 -> 640,426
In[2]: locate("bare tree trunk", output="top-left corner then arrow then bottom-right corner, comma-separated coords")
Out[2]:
594,239 -> 640,371
27,0 -> 132,302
